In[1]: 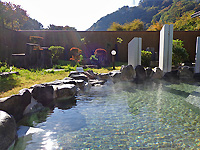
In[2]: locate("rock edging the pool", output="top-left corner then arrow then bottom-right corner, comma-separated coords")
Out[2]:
0,64 -> 199,149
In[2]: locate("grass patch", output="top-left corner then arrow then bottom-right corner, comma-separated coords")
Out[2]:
0,61 -> 126,98
0,68 -> 69,98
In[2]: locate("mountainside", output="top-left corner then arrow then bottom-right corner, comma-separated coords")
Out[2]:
87,0 -> 200,31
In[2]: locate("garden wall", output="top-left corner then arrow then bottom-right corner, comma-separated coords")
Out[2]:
15,30 -> 160,62
1,25 -> 200,63
0,26 -> 17,62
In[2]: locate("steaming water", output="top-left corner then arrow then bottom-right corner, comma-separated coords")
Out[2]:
14,81 -> 200,149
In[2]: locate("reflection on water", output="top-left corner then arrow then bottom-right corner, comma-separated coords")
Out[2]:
14,81 -> 200,149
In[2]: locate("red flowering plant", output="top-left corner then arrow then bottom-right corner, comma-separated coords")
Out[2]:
70,47 -> 83,65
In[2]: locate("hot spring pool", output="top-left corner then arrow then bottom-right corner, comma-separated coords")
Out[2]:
14,81 -> 200,149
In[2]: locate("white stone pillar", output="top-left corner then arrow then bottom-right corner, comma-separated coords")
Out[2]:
195,37 -> 200,73
159,24 -> 173,73
128,37 -> 142,68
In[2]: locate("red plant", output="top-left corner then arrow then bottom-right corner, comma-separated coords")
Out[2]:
70,47 -> 82,64
94,48 -> 107,56
70,47 -> 82,54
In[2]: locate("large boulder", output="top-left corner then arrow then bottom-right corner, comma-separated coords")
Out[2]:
194,73 -> 200,82
0,89 -> 31,121
109,70 -> 121,83
152,67 -> 163,79
135,65 -> 146,83
145,67 -> 154,79
31,84 -> 54,106
178,66 -> 194,81
120,65 -> 135,81
163,70 -> 179,83
53,84 -> 77,101
0,110 -> 17,150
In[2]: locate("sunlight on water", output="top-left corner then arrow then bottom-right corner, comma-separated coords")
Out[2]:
14,81 -> 200,149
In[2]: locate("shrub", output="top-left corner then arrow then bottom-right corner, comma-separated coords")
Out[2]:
49,46 -> 65,64
29,36 -> 44,44
0,62 -> 10,73
172,39 -> 189,66
69,47 -> 82,66
141,50 -> 152,67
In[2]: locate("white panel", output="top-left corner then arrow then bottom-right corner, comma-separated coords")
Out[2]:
195,37 -> 200,73
159,24 -> 173,73
128,37 -> 142,68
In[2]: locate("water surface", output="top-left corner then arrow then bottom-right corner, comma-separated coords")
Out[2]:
14,81 -> 200,149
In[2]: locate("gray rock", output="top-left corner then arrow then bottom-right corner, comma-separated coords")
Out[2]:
63,77 -> 74,80
109,70 -> 121,83
120,65 -> 136,81
0,89 -> 31,121
69,74 -> 88,82
0,111 -> 17,150
152,67 -> 164,79
145,67 -> 154,79
163,70 -> 179,82
135,65 -> 146,83
53,84 -> 77,101
185,86 -> 200,108
178,66 -> 194,81
23,97 -> 44,115
68,71 -> 80,77
194,73 -> 200,81
83,70 -> 97,79
0,71 -> 19,77
31,84 -> 54,106
98,73 -> 110,80
89,79 -> 106,86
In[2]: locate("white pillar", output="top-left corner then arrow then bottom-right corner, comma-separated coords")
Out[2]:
159,24 -> 173,73
128,37 -> 142,68
195,37 -> 200,73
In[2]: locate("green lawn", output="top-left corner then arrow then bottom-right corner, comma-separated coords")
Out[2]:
0,63 -> 125,98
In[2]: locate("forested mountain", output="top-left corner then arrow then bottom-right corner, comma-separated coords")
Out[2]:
87,0 -> 200,31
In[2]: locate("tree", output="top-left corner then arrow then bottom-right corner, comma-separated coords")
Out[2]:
147,21 -> 163,31
107,19 -> 144,31
123,19 -> 144,31
107,22 -> 123,31
48,24 -> 76,31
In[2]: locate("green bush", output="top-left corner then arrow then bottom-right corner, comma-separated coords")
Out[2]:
49,46 -> 64,64
141,50 -> 152,67
172,39 -> 189,66
0,62 -> 10,73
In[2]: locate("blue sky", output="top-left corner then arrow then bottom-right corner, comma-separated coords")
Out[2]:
2,0 -> 140,31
